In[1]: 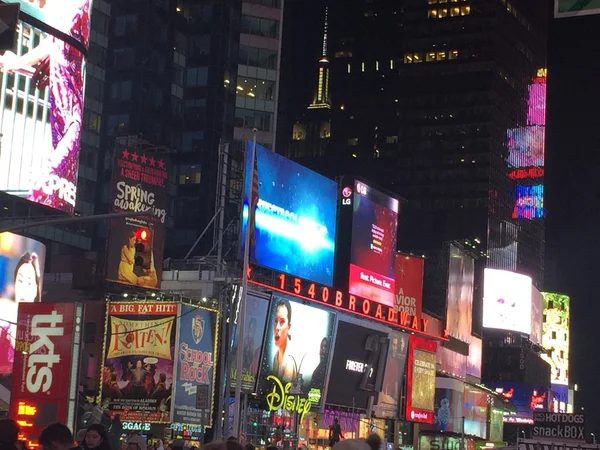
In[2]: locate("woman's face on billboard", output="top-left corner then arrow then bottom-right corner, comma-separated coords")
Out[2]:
15,262 -> 38,303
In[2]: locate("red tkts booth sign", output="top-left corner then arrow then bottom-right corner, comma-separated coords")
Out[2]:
9,303 -> 82,449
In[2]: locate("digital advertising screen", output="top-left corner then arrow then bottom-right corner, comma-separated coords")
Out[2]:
406,335 -> 437,424
173,304 -> 219,425
530,286 -> 543,346
374,330 -> 408,419
229,293 -> 269,392
105,148 -> 169,289
348,180 -> 399,306
326,321 -> 389,410
446,244 -> 474,344
464,384 -> 488,438
9,302 -> 82,449
100,302 -> 178,423
483,269 -> 532,334
432,377 -> 464,433
393,253 -> 424,318
467,336 -> 482,380
487,382 -> 548,424
513,184 -> 544,220
0,232 -> 46,375
507,126 -> 545,169
437,346 -> 467,379
0,0 -> 92,214
541,292 -> 570,386
258,295 -> 335,410
241,142 -> 337,286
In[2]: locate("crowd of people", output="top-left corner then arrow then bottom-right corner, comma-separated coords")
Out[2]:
0,418 -> 385,450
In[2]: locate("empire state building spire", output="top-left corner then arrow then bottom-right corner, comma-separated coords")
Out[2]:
308,6 -> 331,110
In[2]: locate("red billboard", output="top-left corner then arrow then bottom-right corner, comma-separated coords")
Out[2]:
393,253 -> 424,319
406,335 -> 437,424
9,302 -> 82,449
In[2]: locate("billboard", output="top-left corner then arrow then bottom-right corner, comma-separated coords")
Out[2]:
406,335 -> 437,424
437,346 -> 467,379
467,336 -> 482,380
555,0 -> 600,17
229,293 -> 269,392
374,330 -> 409,418
241,142 -> 337,286
487,382 -> 548,424
100,302 -> 178,423
0,0 -> 91,214
393,253 -> 424,318
326,321 -> 389,410
105,148 -> 169,289
532,412 -> 585,442
9,303 -> 82,448
172,304 -> 218,425
483,269 -> 532,334
531,286 -> 543,346
258,295 -> 335,412
348,180 -> 399,306
432,377 -> 464,433
446,244 -> 474,343
541,292 -> 570,386
0,232 -> 46,374
464,384 -> 488,438
513,185 -> 544,220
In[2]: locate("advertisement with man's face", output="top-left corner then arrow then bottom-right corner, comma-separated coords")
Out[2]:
374,331 -> 408,418
105,149 -> 169,289
446,244 -> 474,344
258,296 -> 335,410
100,302 -> 178,423
0,0 -> 91,214
173,305 -> 218,426
0,232 -> 46,374
230,294 -> 269,392
327,321 -> 389,410
406,335 -> 437,424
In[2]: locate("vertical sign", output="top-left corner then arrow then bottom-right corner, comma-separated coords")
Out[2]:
10,303 -> 81,449
100,302 -> 178,423
406,335 -> 437,424
173,304 -> 219,425
104,148 -> 169,289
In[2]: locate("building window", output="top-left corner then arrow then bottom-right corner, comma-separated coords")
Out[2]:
428,9 -> 438,18
404,53 -> 424,63
335,50 -> 353,58
426,52 -> 436,62
110,80 -> 132,100
241,15 -> 279,39
385,136 -> 398,144
234,108 -> 273,132
239,45 -> 278,70
348,137 -> 359,146
449,50 -> 459,59
451,6 -> 460,16
178,164 -> 201,184
186,67 -> 209,86
551,331 -> 557,340
461,5 -> 471,15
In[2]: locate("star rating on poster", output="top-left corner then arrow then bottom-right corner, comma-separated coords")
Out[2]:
120,148 -> 166,169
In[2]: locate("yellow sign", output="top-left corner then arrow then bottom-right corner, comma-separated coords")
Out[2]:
265,375 -> 312,422
107,316 -> 173,359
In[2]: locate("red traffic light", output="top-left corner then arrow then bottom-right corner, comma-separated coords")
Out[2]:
136,228 -> 150,241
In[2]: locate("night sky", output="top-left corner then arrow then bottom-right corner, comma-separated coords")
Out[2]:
279,1 -> 600,435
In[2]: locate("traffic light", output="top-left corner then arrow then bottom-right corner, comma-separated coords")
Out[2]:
134,227 -> 153,270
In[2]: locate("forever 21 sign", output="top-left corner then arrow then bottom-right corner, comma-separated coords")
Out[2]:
532,413 -> 586,442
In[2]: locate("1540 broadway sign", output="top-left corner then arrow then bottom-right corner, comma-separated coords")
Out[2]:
532,413 -> 586,442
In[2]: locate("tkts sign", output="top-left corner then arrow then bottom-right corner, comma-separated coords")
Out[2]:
248,266 -> 448,340
10,303 -> 82,449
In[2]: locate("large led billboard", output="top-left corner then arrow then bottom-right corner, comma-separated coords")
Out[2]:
257,295 -> 335,411
374,330 -> 408,418
513,185 -> 544,219
541,292 -> 570,386
0,0 -> 92,214
406,335 -> 437,424
530,286 -> 543,346
104,148 -> 169,289
327,321 -> 389,410
100,302 -> 178,423
347,180 -> 399,306
483,269 -> 532,334
10,302 -> 83,448
446,244 -> 474,344
0,232 -> 46,374
487,382 -> 548,424
242,142 -> 337,286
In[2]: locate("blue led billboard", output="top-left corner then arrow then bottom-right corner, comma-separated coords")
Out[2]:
241,142 -> 337,286
486,382 -> 548,424
513,184 -> 544,219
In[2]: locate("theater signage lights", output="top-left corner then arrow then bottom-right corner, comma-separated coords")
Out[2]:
247,266 -> 447,339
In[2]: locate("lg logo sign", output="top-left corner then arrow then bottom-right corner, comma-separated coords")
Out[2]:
341,187 -> 352,205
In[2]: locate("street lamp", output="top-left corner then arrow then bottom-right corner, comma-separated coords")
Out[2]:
591,433 -> 596,445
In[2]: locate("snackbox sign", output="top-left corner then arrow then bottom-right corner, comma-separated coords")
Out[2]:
532,413 -> 585,442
